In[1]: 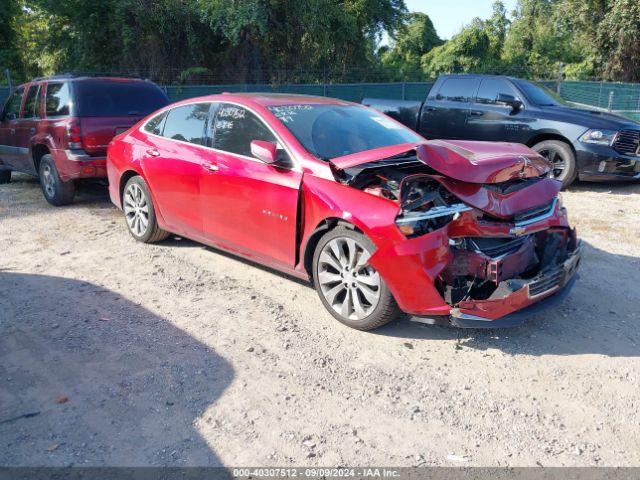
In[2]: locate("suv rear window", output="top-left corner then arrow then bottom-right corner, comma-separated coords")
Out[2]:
73,81 -> 169,117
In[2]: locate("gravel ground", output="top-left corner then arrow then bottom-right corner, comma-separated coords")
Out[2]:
1,174 -> 639,467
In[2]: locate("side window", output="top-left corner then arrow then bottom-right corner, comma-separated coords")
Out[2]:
2,87 -> 25,121
435,78 -> 476,103
213,103 -> 276,157
162,103 -> 209,145
45,83 -> 71,117
23,85 -> 40,118
475,79 -> 519,105
143,111 -> 168,136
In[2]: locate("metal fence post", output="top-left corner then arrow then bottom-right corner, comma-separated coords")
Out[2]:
608,91 -> 614,112
4,69 -> 12,92
598,82 -> 603,108
557,63 -> 563,95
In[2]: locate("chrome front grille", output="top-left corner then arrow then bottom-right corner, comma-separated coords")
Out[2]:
613,129 -> 640,157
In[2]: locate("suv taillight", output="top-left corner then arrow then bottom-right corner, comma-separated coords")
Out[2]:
66,119 -> 82,149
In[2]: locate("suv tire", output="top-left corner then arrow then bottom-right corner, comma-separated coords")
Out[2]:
122,176 -> 170,243
532,140 -> 577,188
312,226 -> 401,330
39,155 -> 76,206
0,170 -> 11,184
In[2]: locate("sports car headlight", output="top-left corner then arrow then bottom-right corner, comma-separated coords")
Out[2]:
579,129 -> 618,146
395,204 -> 472,238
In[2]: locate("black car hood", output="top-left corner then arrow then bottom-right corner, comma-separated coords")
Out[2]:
539,105 -> 640,130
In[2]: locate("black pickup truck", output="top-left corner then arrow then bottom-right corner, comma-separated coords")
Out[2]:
364,74 -> 640,187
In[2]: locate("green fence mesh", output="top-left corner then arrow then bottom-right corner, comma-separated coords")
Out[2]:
2,81 -> 639,121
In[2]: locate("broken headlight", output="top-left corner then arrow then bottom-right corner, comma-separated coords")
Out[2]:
395,177 -> 471,238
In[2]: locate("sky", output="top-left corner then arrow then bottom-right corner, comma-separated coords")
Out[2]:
405,0 -> 519,40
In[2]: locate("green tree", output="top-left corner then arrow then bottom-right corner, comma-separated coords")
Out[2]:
0,0 -> 22,81
597,0 -> 640,81
381,12 -> 442,80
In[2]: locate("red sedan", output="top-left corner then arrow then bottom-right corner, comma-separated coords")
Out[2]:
107,94 -> 581,330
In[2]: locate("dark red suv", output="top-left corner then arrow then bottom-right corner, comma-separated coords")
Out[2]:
0,75 -> 169,205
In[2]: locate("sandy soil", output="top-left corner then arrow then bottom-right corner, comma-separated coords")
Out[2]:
1,174 -> 639,467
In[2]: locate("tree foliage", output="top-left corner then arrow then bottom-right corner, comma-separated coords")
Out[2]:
1,0 -> 639,84
380,12 -> 443,80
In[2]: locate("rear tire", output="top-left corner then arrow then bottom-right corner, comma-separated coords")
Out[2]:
312,226 -> 401,331
39,155 -> 75,206
531,140 -> 577,188
122,176 -> 170,243
0,170 -> 11,184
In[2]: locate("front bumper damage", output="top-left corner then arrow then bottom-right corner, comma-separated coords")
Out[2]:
449,242 -> 582,328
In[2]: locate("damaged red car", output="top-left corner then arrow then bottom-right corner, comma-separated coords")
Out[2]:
107,94 -> 582,330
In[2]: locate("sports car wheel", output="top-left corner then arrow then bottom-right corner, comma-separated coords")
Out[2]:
532,140 -> 576,188
0,170 -> 11,184
122,176 -> 169,243
313,226 -> 401,330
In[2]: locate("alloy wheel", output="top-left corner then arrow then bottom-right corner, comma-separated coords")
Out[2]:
538,147 -> 566,179
42,164 -> 56,197
317,237 -> 381,320
124,183 -> 150,237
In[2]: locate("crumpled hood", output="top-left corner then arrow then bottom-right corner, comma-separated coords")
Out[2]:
330,140 -> 551,184
416,140 -> 551,183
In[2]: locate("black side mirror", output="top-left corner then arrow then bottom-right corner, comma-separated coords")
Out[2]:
497,93 -> 523,112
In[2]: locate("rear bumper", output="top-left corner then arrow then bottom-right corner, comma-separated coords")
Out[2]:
51,148 -> 107,181
449,243 -> 582,328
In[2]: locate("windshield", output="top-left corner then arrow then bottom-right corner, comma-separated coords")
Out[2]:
267,104 -> 422,160
74,81 -> 169,117
517,81 -> 566,107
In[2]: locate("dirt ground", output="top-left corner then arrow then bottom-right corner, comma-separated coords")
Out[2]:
1,173 -> 639,467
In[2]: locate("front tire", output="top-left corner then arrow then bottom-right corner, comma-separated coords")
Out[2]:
122,176 -> 169,243
312,226 -> 401,330
0,170 -> 11,184
532,140 -> 577,188
39,155 -> 75,205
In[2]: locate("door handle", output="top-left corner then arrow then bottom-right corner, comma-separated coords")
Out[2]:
30,127 -> 36,134
146,148 -> 160,157
9,128 -> 15,135
202,163 -> 219,172
469,110 -> 484,116
424,106 -> 436,112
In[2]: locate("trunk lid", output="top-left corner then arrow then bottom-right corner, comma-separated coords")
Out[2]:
79,116 -> 141,157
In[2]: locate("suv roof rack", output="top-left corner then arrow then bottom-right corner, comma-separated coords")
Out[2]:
31,72 -> 147,82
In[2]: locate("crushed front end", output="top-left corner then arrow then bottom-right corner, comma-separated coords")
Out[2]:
332,141 -> 582,328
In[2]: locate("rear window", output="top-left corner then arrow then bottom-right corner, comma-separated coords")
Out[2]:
161,103 -> 210,146
73,81 -> 169,117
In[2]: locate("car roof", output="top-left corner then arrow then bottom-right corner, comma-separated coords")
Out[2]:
175,92 -> 355,108
439,73 -> 520,82
23,75 -> 151,85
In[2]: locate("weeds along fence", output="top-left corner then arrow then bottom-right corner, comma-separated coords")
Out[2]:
2,80 -> 640,121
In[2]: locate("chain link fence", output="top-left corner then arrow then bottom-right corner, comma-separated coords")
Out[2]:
2,76 -> 640,122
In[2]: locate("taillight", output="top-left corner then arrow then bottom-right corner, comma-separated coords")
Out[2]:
66,119 -> 82,149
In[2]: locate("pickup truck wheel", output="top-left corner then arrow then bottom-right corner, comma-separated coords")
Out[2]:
313,226 -> 402,330
39,155 -> 75,206
0,170 -> 11,184
122,176 -> 170,243
532,140 -> 576,188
